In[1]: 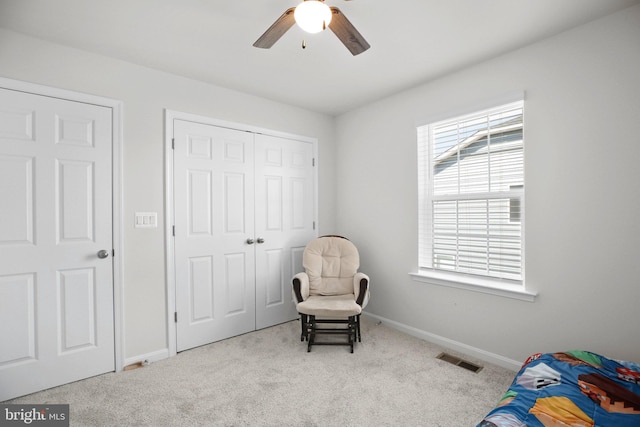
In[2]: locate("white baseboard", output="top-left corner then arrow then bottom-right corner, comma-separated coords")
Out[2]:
122,348 -> 170,370
362,312 -> 521,372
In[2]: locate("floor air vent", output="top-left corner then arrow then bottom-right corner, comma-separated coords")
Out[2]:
436,352 -> 483,373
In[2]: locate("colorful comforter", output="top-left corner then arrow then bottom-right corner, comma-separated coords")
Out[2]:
478,351 -> 640,427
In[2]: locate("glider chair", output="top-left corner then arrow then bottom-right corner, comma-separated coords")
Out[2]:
292,235 -> 370,353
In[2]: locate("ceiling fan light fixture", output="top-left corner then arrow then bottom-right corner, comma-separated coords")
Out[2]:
294,1 -> 332,34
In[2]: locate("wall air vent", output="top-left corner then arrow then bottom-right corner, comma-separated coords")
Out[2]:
436,352 -> 483,373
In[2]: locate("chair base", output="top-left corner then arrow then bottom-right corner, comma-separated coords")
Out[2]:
299,314 -> 362,353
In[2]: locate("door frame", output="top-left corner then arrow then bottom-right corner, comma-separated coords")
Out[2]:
0,76 -> 125,373
164,109 -> 318,357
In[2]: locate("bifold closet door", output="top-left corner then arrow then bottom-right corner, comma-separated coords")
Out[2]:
173,120 -> 256,352
254,134 -> 315,329
173,120 -> 316,352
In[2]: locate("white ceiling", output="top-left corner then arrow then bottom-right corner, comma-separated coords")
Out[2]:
1,0 -> 638,116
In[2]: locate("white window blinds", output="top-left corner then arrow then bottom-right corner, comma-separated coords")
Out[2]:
418,101 -> 524,282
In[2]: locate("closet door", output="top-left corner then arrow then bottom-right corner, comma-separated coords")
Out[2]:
173,120 -> 256,352
254,134 -> 316,329
172,118 -> 317,351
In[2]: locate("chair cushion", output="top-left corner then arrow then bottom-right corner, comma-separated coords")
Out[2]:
304,236 -> 359,296
296,294 -> 362,317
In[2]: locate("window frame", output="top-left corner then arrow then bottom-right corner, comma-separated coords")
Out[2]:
412,98 -> 536,301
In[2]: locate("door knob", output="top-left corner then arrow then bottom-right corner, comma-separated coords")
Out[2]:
246,238 -> 255,245
97,249 -> 110,259
256,237 -> 265,244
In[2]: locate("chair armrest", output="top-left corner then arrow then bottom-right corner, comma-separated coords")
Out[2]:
292,272 -> 310,303
353,272 -> 370,308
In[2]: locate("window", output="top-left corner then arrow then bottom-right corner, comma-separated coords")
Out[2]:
417,101 -> 524,285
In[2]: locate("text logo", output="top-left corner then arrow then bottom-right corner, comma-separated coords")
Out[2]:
0,405 -> 69,427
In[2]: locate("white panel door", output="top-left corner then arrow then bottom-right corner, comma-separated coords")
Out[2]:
254,134 -> 315,329
0,87 -> 114,401
174,120 -> 256,352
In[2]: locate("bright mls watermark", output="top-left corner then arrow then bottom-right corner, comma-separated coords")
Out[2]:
0,405 -> 69,426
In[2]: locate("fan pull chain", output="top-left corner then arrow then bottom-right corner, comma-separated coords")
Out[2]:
302,39 -> 306,49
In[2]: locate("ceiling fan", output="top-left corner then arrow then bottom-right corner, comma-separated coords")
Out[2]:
253,0 -> 370,56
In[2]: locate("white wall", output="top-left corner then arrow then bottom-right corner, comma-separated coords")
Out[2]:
0,28 -> 337,360
335,4 -> 640,365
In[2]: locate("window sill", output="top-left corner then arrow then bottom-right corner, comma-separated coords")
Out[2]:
409,270 -> 537,302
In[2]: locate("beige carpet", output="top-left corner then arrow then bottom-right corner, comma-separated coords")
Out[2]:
5,317 -> 515,426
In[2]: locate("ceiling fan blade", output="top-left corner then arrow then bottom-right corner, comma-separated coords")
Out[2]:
253,7 -> 296,49
328,7 -> 370,56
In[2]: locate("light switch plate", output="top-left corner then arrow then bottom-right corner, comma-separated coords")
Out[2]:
135,212 -> 158,228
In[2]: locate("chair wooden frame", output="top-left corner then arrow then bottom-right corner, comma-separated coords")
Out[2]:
298,314 -> 362,353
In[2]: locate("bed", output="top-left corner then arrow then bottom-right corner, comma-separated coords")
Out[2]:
478,350 -> 640,427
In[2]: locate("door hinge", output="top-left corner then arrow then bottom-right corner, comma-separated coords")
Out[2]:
172,225 -> 175,236
313,221 -> 316,230
312,158 -> 315,167
112,249 -> 115,257
172,138 -> 175,149
174,312 -> 178,323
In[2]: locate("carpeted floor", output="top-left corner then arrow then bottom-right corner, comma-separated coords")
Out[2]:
5,317 -> 515,426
